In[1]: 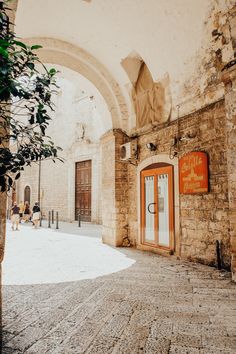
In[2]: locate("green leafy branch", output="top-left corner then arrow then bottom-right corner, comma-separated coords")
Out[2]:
0,0 -> 63,192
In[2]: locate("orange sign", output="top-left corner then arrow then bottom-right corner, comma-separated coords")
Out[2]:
179,152 -> 208,194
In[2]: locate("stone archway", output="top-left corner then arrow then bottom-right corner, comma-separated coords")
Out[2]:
15,38 -> 130,247
22,37 -> 129,132
0,2 -> 131,255
12,0 -> 129,130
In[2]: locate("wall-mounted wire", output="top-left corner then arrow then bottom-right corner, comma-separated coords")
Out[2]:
169,105 -> 180,159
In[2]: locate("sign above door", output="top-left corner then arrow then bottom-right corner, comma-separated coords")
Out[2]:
179,152 -> 208,194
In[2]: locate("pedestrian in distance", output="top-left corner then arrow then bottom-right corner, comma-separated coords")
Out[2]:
18,200 -> 24,223
23,201 -> 31,222
11,201 -> 20,231
32,202 -> 41,229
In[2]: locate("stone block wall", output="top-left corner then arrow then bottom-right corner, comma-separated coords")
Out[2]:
101,129 -> 129,246
114,130 -> 129,245
16,160 -> 68,221
127,99 -> 231,268
101,131 -> 116,245
16,143 -> 102,224
178,100 -> 230,267
221,65 -> 236,280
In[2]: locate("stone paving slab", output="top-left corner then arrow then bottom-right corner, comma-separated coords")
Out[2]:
2,247 -> 236,353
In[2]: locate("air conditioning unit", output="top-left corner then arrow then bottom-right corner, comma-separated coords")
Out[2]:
120,141 -> 137,161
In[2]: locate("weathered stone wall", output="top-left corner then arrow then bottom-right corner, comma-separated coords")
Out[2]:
128,99 -> 231,268
101,132 -> 116,245
16,144 -> 102,223
221,65 -> 236,280
114,130 -> 129,246
101,130 -> 129,246
178,100 -> 230,268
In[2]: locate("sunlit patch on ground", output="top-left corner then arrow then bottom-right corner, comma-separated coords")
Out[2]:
2,222 -> 135,285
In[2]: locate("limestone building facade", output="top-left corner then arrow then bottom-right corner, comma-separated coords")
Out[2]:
1,0 -> 236,281
16,66 -> 112,224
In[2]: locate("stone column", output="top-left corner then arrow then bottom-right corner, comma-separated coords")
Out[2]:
221,65 -> 236,281
100,129 -> 129,246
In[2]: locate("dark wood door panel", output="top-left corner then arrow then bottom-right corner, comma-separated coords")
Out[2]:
75,160 -> 92,221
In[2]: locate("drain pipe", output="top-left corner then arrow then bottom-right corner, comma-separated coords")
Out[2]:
216,240 -> 222,270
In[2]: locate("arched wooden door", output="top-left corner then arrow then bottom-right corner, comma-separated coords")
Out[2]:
141,165 -> 174,250
24,186 -> 31,205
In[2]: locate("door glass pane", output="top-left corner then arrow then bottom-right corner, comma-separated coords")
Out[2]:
144,176 -> 155,242
158,174 -> 169,246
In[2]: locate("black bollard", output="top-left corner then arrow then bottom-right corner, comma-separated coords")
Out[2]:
216,240 -> 222,270
52,210 -> 54,224
48,211 -> 51,228
56,212 -> 59,229
78,212 -> 81,227
40,214 -> 42,227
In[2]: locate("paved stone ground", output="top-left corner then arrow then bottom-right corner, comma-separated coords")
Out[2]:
40,220 -> 103,238
3,222 -> 133,285
2,248 -> 236,353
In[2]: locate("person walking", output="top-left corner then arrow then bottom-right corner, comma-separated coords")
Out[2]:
23,201 -> 31,222
11,201 -> 20,231
32,202 -> 41,229
18,200 -> 24,223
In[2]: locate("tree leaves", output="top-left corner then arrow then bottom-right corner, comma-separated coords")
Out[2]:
0,46 -> 8,58
0,0 -> 62,192
31,45 -> 42,50
13,40 -> 27,49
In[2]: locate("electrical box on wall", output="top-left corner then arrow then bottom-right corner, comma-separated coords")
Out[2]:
120,141 -> 137,161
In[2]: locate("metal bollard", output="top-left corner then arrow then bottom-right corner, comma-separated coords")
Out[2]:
56,212 -> 59,229
216,240 -> 222,270
52,210 -> 54,224
78,212 -> 81,227
48,211 -> 51,228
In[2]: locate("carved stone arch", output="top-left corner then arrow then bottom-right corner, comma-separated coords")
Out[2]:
22,37 -> 128,131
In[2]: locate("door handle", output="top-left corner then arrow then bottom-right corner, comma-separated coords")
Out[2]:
147,202 -> 156,214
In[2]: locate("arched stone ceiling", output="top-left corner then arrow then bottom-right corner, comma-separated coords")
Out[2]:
22,38 -> 128,130
15,0 -> 210,83
50,64 -> 113,141
15,0 -> 230,127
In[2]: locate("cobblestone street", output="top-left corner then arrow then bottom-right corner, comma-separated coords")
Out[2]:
2,223 -> 236,353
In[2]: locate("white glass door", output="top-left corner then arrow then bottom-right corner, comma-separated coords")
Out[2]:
141,166 -> 174,250
144,175 -> 155,243
158,173 -> 169,247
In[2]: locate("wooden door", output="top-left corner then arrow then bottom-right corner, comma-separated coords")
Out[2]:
141,165 -> 174,250
75,160 -> 92,221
